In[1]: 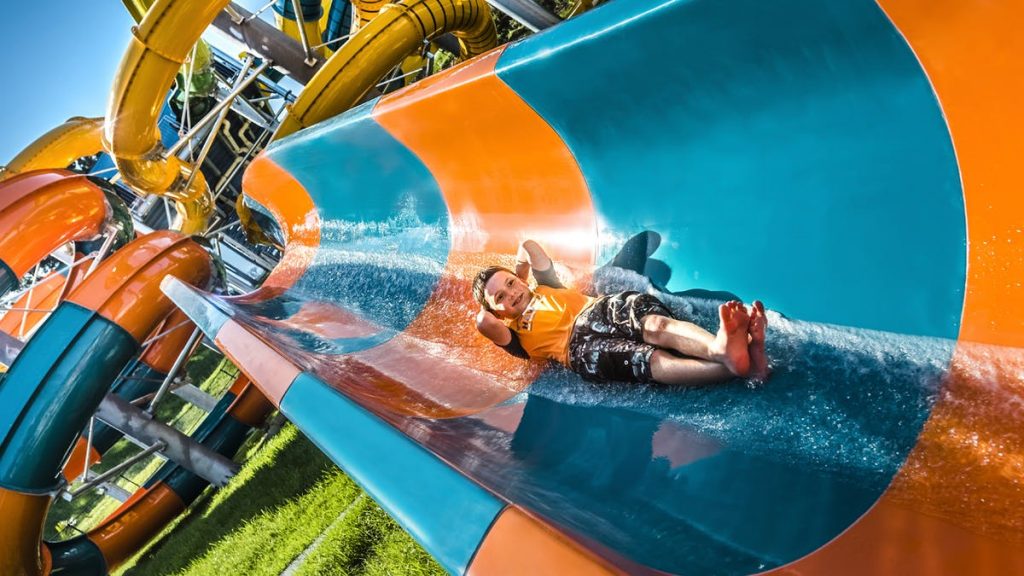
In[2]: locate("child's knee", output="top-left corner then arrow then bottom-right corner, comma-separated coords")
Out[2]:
641,314 -> 672,340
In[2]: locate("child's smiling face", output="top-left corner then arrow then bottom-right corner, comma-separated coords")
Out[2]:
483,270 -> 532,319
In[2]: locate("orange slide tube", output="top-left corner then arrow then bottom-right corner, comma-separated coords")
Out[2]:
0,171 -> 108,279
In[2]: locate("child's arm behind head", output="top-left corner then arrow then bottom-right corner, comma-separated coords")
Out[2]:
475,307 -> 513,346
516,240 -> 554,278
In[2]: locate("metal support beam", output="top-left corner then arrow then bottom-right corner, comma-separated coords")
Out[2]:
165,61 -> 272,159
95,394 -> 240,487
171,383 -> 219,413
67,440 -> 166,498
0,330 -> 23,367
99,482 -> 133,502
290,0 -> 319,66
487,0 -> 560,32
213,2 -> 323,84
147,327 -> 203,413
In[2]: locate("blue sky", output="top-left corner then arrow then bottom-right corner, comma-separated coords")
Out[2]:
0,1 -> 268,162
0,2 -> 133,161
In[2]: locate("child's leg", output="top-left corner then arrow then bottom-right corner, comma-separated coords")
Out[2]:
641,315 -> 715,358
748,300 -> 769,381
642,301 -> 750,377
649,350 -> 734,386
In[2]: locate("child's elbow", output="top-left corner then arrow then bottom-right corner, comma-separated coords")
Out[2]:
474,310 -> 492,332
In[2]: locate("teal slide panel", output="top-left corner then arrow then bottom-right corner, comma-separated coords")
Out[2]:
496,0 -> 965,338
252,99 -> 449,338
281,373 -> 504,575
274,0 -> 322,20
0,303 -> 136,493
47,536 -> 108,576
0,259 -> 16,294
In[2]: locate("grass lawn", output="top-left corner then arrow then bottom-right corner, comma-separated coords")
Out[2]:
115,423 -> 445,576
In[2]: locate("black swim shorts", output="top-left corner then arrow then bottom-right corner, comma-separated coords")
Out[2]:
567,291 -> 676,383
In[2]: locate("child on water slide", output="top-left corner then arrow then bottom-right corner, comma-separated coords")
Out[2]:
473,240 -> 768,385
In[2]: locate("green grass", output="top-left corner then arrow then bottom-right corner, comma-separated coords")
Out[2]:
295,497 -> 445,576
115,424 -> 444,576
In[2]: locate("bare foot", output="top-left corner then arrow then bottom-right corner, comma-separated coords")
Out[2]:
710,301 -> 750,377
748,300 -> 769,382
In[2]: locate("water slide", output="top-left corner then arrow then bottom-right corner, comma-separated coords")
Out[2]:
1,0 -> 1022,574
156,0 -> 1023,573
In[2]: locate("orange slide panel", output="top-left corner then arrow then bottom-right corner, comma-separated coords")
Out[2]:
88,483 -> 187,568
0,488 -> 51,576
0,272 -> 68,339
62,436 -> 103,483
226,374 -> 277,427
67,232 -> 211,342
468,507 -> 624,576
368,49 -> 595,411
214,319 -> 301,406
138,307 -> 197,373
238,156 -> 320,294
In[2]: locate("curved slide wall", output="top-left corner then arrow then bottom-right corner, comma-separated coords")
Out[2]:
167,0 -> 1024,573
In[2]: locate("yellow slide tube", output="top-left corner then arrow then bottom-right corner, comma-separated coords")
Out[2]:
273,0 -> 497,139
0,117 -> 104,182
104,0 -> 228,234
120,0 -> 150,22
352,0 -> 389,29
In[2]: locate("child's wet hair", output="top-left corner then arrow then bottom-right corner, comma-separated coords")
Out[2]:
473,265 -> 515,311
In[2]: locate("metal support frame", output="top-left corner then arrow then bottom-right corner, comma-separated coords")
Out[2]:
165,59 -> 273,159
209,97 -> 287,208
147,326 -> 203,414
180,43 -> 199,158
422,40 -> 435,80
290,0 -> 319,66
96,394 -> 240,487
81,417 -> 96,482
213,3 -> 321,84
224,3 -> 245,23
246,0 -> 277,22
0,250 -> 92,316
83,225 -> 121,278
181,55 -> 256,194
486,0 -> 560,32
171,383 -> 219,413
17,263 -> 40,338
140,318 -> 193,348
66,440 -> 167,499
311,33 -> 352,51
375,67 -> 425,89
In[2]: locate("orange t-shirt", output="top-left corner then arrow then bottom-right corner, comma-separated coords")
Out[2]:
506,285 -> 594,364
